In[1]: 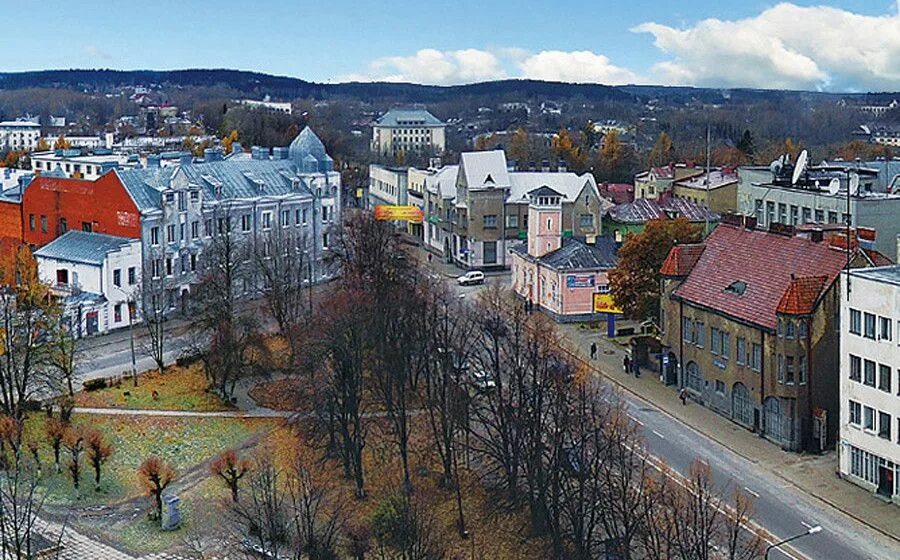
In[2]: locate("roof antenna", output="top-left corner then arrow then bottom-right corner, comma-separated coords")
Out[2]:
704,124 -> 711,235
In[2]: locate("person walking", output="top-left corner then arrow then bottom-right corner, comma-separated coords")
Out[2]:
590,342 -> 597,360
623,355 -> 630,374
679,387 -> 688,406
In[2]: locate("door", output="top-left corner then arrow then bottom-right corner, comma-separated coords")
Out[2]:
877,464 -> 894,497
86,311 -> 99,336
764,397 -> 782,441
180,289 -> 190,314
732,383 -> 753,427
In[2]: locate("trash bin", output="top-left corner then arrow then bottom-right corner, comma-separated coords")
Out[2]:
161,494 -> 181,530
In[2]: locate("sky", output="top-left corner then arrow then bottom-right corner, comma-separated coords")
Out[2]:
3,0 -> 899,92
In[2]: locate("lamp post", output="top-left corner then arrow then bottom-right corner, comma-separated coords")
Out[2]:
764,526 -> 822,559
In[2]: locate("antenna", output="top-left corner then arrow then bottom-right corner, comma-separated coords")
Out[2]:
792,149 -> 808,185
827,177 -> 840,195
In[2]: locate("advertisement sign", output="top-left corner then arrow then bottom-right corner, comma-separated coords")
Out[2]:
374,205 -> 424,223
593,293 -> 623,314
566,274 -> 595,289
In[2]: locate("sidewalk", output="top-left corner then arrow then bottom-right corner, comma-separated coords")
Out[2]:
558,322 -> 900,544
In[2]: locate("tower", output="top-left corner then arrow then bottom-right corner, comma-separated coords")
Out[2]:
527,186 -> 563,257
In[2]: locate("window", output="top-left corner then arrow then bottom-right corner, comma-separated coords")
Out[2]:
302,209 -> 308,225
483,215 -> 498,228
181,253 -> 189,275
777,354 -> 784,383
165,258 -> 173,276
178,192 -> 187,211
506,214 -> 518,228
191,221 -> 199,239
814,209 -> 824,223
766,201 -> 775,224
241,214 -> 252,232
878,412 -> 891,440
694,322 -> 704,348
113,269 -> 121,287
879,316 -> 892,341
683,318 -> 692,342
789,205 -> 798,225
282,210 -> 290,227
204,219 -> 212,237
785,320 -> 795,339
879,364 -> 892,393
152,259 -> 162,278
863,313 -> 876,339
828,211 -> 838,224
151,226 -> 160,246
167,224 -> 176,243
190,191 -> 199,202
128,267 -> 136,285
579,214 -> 593,228
165,192 -> 175,203
736,337 -> 746,365
864,359 -> 876,387
751,343 -> 762,371
28,214 -> 34,231
711,327 -> 720,354
179,223 -> 186,241
56,269 -> 69,285
798,320 -> 807,339
798,355 -> 807,384
778,203 -> 787,223
715,380 -> 725,394
114,304 -> 122,323
864,406 -> 875,430
82,221 -> 92,232
785,355 -> 794,384
261,211 -> 272,230
190,254 -> 197,272
40,215 -> 47,233
849,400 -> 861,425
322,232 -> 329,249
849,355 -> 861,381
801,207 -> 811,223
849,309 -> 861,334
322,206 -> 329,222
721,332 -> 730,359
59,217 -> 67,234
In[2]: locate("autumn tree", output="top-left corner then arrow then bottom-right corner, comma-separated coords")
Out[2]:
507,127 -> 532,164
84,429 -> 113,491
63,429 -> 84,490
210,449 -> 250,502
222,129 -> 239,155
138,457 -> 176,521
34,138 -> 50,152
53,135 -> 71,150
711,145 -> 750,167
648,132 -> 674,167
608,218 -> 702,321
552,128 -> 587,172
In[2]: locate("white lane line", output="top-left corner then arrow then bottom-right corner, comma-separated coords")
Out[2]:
651,430 -> 666,439
627,414 -> 644,426
800,521 -> 813,530
744,486 -> 760,498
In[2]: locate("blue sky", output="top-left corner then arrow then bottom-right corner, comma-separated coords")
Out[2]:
3,0 -> 899,91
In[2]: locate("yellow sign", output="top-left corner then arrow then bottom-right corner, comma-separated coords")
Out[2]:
374,205 -> 424,223
593,293 -> 623,314
355,188 -> 364,199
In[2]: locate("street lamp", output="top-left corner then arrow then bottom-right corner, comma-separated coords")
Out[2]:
764,525 -> 822,559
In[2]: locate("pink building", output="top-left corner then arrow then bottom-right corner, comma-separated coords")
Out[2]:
510,186 -> 618,322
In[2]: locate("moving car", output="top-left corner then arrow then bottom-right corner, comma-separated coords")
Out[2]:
457,270 -> 485,286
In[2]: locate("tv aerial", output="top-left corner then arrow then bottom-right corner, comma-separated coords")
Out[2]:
792,149 -> 808,185
827,177 -> 840,195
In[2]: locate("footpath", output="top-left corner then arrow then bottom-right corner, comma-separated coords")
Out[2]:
558,322 -> 900,544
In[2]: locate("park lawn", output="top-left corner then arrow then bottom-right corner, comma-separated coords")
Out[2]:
74,364 -> 233,412
23,412 -> 278,506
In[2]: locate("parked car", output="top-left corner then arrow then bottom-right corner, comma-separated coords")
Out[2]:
469,368 -> 496,392
457,270 -> 485,286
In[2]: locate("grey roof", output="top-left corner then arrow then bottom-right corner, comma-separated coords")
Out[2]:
34,231 -> 137,265
849,264 -> 900,287
289,127 -> 332,167
460,150 -> 511,190
528,186 -> 565,198
375,109 -> 444,127
115,167 -> 175,211
607,197 -> 719,224
178,159 -> 315,200
513,236 -> 619,271
508,172 -> 597,203
424,165 -> 459,199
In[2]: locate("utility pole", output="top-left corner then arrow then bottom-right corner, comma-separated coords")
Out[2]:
704,124 -> 711,234
128,297 -> 138,387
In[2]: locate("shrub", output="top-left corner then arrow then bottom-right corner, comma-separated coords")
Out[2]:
83,378 -> 108,392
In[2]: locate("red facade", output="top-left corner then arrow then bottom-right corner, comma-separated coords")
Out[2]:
22,173 -> 141,246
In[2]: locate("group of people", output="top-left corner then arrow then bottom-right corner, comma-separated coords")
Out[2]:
588,340 -> 688,406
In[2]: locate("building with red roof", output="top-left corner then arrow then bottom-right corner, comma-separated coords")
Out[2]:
658,214 -> 891,452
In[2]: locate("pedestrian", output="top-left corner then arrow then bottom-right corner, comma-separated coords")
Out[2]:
427,253 -> 433,263
623,355 -> 630,373
679,387 -> 688,406
590,342 -> 597,360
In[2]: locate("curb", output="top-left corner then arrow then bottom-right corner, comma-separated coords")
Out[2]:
562,339 -> 900,546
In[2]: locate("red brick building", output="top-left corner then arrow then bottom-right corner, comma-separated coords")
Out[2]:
0,197 -> 23,257
22,173 -> 141,246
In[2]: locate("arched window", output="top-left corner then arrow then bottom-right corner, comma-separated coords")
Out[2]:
686,362 -> 704,393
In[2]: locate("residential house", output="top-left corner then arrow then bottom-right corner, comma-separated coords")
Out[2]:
634,164 -> 703,200
603,197 -> 719,242
0,120 -> 40,151
671,169 -> 739,214
372,109 -> 446,156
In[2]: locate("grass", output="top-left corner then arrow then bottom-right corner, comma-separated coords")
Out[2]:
74,364 -> 232,412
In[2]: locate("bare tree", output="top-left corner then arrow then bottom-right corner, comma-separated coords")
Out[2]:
140,270 -> 169,375
286,459 -> 345,560
45,308 -> 80,397
0,449 -> 65,560
210,449 -> 251,503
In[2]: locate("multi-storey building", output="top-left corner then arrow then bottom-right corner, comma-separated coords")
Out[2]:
839,265 -> 900,504
372,109 -> 446,156
0,120 -> 40,151
634,164 -> 703,200
671,169 -> 739,214
659,215 -> 889,452
423,150 -> 605,270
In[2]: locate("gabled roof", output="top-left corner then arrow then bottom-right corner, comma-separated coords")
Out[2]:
512,236 -> 618,271
375,109 -> 444,127
34,231 -> 137,266
607,198 -> 718,224
508,172 -> 597,203
528,186 -> 564,198
178,159 -> 315,200
460,151 -> 510,190
424,165 -> 459,199
671,225 -> 849,330
660,244 -> 706,277
115,167 -> 175,211
863,248 -> 894,266
776,275 -> 830,316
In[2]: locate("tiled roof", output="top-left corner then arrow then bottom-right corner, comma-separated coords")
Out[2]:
776,275 -> 830,315
672,225 -> 849,330
512,236 -> 618,271
660,244 -> 706,277
863,248 -> 894,266
375,109 -> 444,127
34,231 -> 137,266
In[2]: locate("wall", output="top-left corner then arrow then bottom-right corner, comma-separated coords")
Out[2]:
559,270 -> 610,315
0,199 -> 23,246
22,173 -> 141,246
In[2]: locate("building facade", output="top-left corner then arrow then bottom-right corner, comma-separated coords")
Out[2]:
372,109 -> 446,156
839,265 -> 900,505
0,120 -> 40,151
34,231 -> 142,337
671,169 -> 739,214
659,216 -> 885,452
634,164 -> 703,200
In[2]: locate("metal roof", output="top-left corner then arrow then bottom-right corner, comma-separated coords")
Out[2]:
512,236 -> 618,271
375,109 -> 444,127
34,231 -> 138,266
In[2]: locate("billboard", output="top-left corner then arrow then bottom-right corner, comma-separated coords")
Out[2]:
593,293 -> 623,314
374,205 -> 424,223
566,274 -> 595,289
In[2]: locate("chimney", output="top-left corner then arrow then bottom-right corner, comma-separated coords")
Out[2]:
147,154 -> 161,168
744,216 -> 757,230
810,230 -> 824,243
541,159 -> 550,172
231,141 -> 242,155
558,159 -> 567,173
529,161 -> 536,172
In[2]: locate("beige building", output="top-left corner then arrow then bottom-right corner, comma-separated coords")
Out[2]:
671,169 -> 739,214
372,109 -> 446,156
634,164 -> 703,200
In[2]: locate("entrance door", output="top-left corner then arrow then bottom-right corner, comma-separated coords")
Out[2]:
181,289 -> 190,314
732,383 -> 753,427
878,464 -> 894,497
86,311 -> 99,336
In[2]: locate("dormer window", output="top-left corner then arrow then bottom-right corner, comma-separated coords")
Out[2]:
724,280 -> 747,295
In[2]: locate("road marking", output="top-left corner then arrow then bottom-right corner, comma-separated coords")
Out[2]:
800,521 -> 813,530
627,414 -> 644,426
744,487 -> 760,498
651,430 -> 666,439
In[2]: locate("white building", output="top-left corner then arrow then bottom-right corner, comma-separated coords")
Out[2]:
839,265 -> 900,505
35,231 -> 142,337
41,135 -> 107,150
372,109 -> 446,156
237,98 -> 292,114
0,120 -> 41,151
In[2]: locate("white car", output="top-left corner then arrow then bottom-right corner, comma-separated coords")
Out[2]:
457,270 -> 485,286
470,369 -> 496,392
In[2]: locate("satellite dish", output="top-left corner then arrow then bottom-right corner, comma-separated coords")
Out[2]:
792,149 -> 808,185
769,159 -> 782,174
849,173 -> 860,195
827,177 -> 840,195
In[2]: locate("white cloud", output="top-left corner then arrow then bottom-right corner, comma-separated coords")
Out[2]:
632,2 -> 900,91
518,50 -> 640,85
83,44 -> 111,61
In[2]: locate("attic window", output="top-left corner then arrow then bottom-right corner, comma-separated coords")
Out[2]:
484,174 -> 494,185
724,280 -> 747,296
